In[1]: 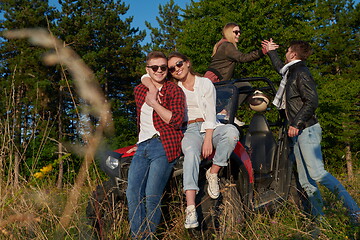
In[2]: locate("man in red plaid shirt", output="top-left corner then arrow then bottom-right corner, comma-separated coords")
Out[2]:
126,51 -> 185,239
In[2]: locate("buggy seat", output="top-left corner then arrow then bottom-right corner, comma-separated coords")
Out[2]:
244,113 -> 276,183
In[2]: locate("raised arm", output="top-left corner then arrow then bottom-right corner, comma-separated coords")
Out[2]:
261,38 -> 279,53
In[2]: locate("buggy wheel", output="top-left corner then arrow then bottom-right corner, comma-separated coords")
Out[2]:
86,180 -> 126,239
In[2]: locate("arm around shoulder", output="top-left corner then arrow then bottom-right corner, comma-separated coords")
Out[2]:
167,84 -> 186,129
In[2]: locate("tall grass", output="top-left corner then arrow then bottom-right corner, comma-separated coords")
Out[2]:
0,169 -> 357,239
0,28 -> 358,240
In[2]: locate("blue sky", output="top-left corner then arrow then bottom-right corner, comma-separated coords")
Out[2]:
48,0 -> 192,44
122,0 -> 191,43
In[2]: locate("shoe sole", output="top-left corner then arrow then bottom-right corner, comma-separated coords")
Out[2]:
207,186 -> 219,199
185,222 -> 199,229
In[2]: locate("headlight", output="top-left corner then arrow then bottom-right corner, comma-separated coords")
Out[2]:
106,155 -> 119,170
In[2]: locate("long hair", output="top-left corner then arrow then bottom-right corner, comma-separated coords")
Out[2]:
167,52 -> 199,81
211,22 -> 239,57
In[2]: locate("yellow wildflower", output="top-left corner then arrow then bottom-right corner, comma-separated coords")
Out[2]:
34,172 -> 45,179
40,164 -> 53,174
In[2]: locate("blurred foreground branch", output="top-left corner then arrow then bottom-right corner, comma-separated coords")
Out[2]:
3,28 -> 114,236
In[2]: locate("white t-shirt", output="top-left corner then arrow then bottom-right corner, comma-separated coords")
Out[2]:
180,86 -> 203,122
137,101 -> 160,144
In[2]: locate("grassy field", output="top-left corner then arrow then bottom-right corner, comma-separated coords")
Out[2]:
0,29 -> 358,240
0,168 -> 358,240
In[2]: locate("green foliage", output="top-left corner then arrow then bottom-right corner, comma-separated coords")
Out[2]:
176,0 -> 316,77
149,0 -> 360,172
57,0 -> 145,104
144,0 -> 182,54
0,0 -> 61,181
0,0 -> 359,189
311,0 -> 360,76
316,75 -> 360,171
0,0 -> 144,184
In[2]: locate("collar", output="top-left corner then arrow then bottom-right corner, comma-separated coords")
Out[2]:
280,60 -> 301,75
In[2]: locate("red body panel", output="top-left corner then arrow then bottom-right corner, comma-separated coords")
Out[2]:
114,145 -> 136,158
233,142 -> 254,183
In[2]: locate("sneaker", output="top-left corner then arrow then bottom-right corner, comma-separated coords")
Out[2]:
185,205 -> 199,229
206,168 -> 220,199
234,117 -> 245,127
216,113 -> 245,127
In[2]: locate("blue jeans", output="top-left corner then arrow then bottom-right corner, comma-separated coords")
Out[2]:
182,123 -> 239,191
292,123 -> 360,216
126,137 -> 176,239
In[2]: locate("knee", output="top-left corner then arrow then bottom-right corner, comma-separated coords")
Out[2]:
126,185 -> 140,203
224,125 -> 239,142
309,170 -> 329,182
300,182 -> 319,197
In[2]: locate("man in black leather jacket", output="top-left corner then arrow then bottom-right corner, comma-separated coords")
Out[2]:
267,40 -> 359,225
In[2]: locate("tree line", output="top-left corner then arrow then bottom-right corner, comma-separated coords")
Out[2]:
0,0 -> 359,187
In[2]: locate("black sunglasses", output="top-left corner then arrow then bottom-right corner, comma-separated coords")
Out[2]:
147,65 -> 168,72
168,61 -> 184,73
233,30 -> 241,35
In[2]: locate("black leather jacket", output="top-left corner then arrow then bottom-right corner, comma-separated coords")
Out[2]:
268,50 -> 318,130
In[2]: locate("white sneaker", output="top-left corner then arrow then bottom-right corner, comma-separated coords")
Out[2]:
184,205 -> 199,229
234,117 -> 245,126
206,168 -> 220,199
217,113 -> 245,127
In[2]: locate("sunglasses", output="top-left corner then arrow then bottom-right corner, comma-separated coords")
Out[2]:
233,30 -> 241,35
147,65 -> 168,72
168,61 -> 184,73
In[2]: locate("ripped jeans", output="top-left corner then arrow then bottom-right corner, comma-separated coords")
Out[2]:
182,123 -> 239,191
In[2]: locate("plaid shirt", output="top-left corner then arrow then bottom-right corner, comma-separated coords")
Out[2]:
134,80 -> 185,162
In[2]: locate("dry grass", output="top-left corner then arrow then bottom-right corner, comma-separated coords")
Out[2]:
0,28 -> 358,240
2,28 -> 113,239
0,161 -> 357,239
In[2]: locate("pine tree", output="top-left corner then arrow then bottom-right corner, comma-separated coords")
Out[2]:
0,0 -> 59,186
57,0 -> 145,102
311,0 -> 360,174
56,0 -> 143,167
144,0 -> 182,54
